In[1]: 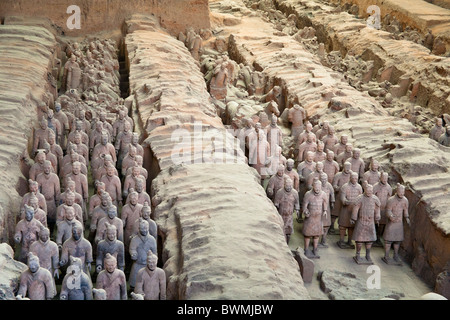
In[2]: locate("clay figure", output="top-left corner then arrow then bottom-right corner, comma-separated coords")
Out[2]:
14,204 -> 44,263
96,223 -> 125,272
133,251 -> 167,300
284,158 -> 299,191
350,184 -> 381,264
96,253 -> 128,300
383,184 -> 410,265
373,172 -> 393,246
337,172 -> 362,249
274,178 -> 300,244
129,218 -> 157,289
319,172 -> 334,247
30,227 -> 59,291
266,164 -> 289,202
16,252 -> 55,300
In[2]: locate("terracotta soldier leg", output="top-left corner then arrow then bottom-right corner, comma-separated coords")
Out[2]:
354,242 -> 363,263
304,237 -> 314,258
346,227 -> 355,248
383,240 -> 392,263
320,227 -> 329,247
312,236 -> 320,258
393,242 -> 401,262
365,242 -> 373,263
329,216 -> 337,234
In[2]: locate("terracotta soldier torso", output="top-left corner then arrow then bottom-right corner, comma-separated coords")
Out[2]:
351,191 -> 381,242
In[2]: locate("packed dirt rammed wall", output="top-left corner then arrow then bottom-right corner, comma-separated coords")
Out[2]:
0,0 -> 210,36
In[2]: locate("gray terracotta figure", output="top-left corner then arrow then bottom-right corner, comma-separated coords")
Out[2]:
123,165 -> 146,199
332,134 -> 348,157
373,172 -> 393,246
47,130 -> 64,170
29,227 -> 60,291
60,256 -> 93,300
89,181 -> 106,219
27,193 -> 47,228
349,148 -> 365,180
122,189 -> 144,251
14,204 -> 44,263
302,179 -> 327,258
297,151 -> 316,211
284,159 -> 299,191
266,164 -> 289,202
131,132 -> 144,158
46,109 -> 62,145
298,133 -> 317,163
288,104 -> 306,143
96,223 -> 125,272
249,130 -> 271,184
92,130 -> 117,164
36,160 -> 60,226
21,179 -> 47,213
64,161 -> 88,211
314,140 -> 327,163
382,184 -> 410,265
90,122 -> 108,154
54,102 -> 70,150
129,218 -> 157,289
16,252 -> 55,300
89,191 -> 111,243
316,121 -> 330,140
336,143 -> 352,168
125,155 -> 148,180
56,191 -> 83,225
337,172 -> 362,249
56,206 -> 84,249
319,172 -> 334,247
96,253 -> 128,300
350,184 -> 381,264
127,177 -> 151,206
100,164 -> 122,207
329,162 -> 352,234
42,139 -> 58,173
95,204 -> 124,244
274,178 -> 300,244
322,150 -> 340,184
438,125 -> 450,147
133,251 -> 167,300
121,144 -> 137,176
363,159 -> 381,186
115,121 -> 133,169
307,161 -> 324,190
33,117 -> 52,155
60,222 -> 93,275
131,202 -> 157,240
297,122 -> 315,148
266,115 -> 283,155
60,151 -> 88,178
68,120 -> 89,146
322,125 -> 338,153
94,154 -> 119,181
29,150 -> 47,182
429,117 -> 446,142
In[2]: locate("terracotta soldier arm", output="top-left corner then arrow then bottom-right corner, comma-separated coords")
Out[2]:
351,197 -> 362,224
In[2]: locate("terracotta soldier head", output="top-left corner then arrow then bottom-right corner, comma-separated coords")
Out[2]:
103,253 -> 117,274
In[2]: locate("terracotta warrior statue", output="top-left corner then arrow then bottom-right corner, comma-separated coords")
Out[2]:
302,179 -> 327,258
330,161 -> 353,234
125,154 -> 148,180
337,172 -> 362,249
29,227 -> 60,291
322,150 -> 340,184
95,204 -> 124,244
122,189 -> 144,251
54,102 -> 70,151
92,130 -> 117,165
14,204 -> 44,263
100,164 -> 122,207
332,134 -> 348,157
288,104 -> 306,144
373,171 -> 392,246
297,151 -> 316,213
60,222 -> 93,276
336,143 -> 352,169
115,119 -> 134,170
29,150 -> 47,182
274,178 -> 300,244
133,251 -> 167,300
36,160 -> 60,227
349,148 -> 365,180
322,125 -> 338,153
96,223 -> 125,273
284,158 -> 299,192
363,159 -> 381,186
56,206 -> 84,249
88,180 -> 106,218
89,191 -> 111,244
60,256 -> 93,300
26,193 -> 47,228
16,252 -> 55,300
56,191 -> 83,225
121,145 -> 138,177
266,164 -> 289,202
33,117 -> 52,156
21,179 -> 47,213
131,201 -> 157,240
123,165 -> 146,200
129,218 -> 157,290
96,253 -> 128,300
350,184 -> 381,264
382,184 -> 410,265
314,140 -> 327,163
298,132 -> 317,163
429,117 -> 446,142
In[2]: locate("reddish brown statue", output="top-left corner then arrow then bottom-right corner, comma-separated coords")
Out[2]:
60,222 -> 93,275
302,179 -> 327,258
319,172 -> 334,247
266,164 -> 288,202
330,161 -> 352,234
337,172 -> 362,249
383,184 -> 410,265
373,172 -> 393,246
350,184 -> 381,264
122,189 -> 144,251
274,178 -> 300,244
96,253 -> 128,300
16,253 -> 55,300
133,251 -> 167,300
96,223 -> 125,272
36,160 -> 60,229
14,204 -> 44,263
